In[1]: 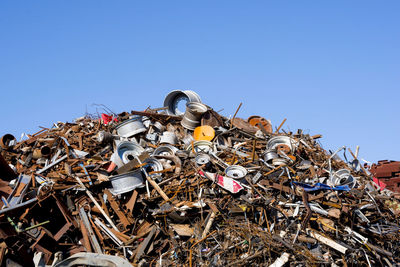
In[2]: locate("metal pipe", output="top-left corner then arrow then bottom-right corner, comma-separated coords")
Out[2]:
0,134 -> 16,149
32,146 -> 51,159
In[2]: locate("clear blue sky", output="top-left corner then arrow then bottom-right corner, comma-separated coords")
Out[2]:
0,1 -> 399,163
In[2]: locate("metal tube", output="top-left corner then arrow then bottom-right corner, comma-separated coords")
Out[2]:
0,134 -> 16,149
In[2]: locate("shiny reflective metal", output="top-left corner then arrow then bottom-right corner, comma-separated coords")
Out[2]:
142,116 -> 151,128
181,134 -> 194,146
272,158 -> 288,166
164,90 -> 202,115
109,169 -> 144,195
297,160 -> 312,170
159,131 -> 178,145
266,136 -> 298,153
225,165 -> 248,179
186,140 -> 214,154
195,153 -> 211,166
252,171 -> 262,184
114,115 -> 146,138
153,144 -> 178,156
145,133 -> 158,142
330,169 -> 356,188
116,141 -> 144,164
144,157 -> 164,180
264,150 -> 279,163
181,102 -> 208,130
153,121 -> 165,132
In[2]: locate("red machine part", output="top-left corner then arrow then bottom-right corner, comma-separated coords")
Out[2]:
369,160 -> 400,192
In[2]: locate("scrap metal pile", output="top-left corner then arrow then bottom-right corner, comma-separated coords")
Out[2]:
368,160 -> 400,193
0,90 -> 399,266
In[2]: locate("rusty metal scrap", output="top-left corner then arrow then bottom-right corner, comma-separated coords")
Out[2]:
369,160 -> 400,193
0,90 -> 399,266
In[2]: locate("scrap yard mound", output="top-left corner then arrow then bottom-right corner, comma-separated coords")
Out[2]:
0,90 -> 399,266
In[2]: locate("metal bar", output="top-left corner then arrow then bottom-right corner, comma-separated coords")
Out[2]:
74,176 -> 118,231
79,207 -> 102,253
94,217 -> 123,247
36,155 -> 68,174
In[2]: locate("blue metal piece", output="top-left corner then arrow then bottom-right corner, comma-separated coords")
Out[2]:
293,182 -> 350,192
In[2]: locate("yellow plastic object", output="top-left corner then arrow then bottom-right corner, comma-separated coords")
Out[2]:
193,125 -> 215,141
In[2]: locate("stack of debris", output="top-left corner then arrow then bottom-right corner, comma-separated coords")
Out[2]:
0,90 -> 399,266
369,161 -> 400,193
